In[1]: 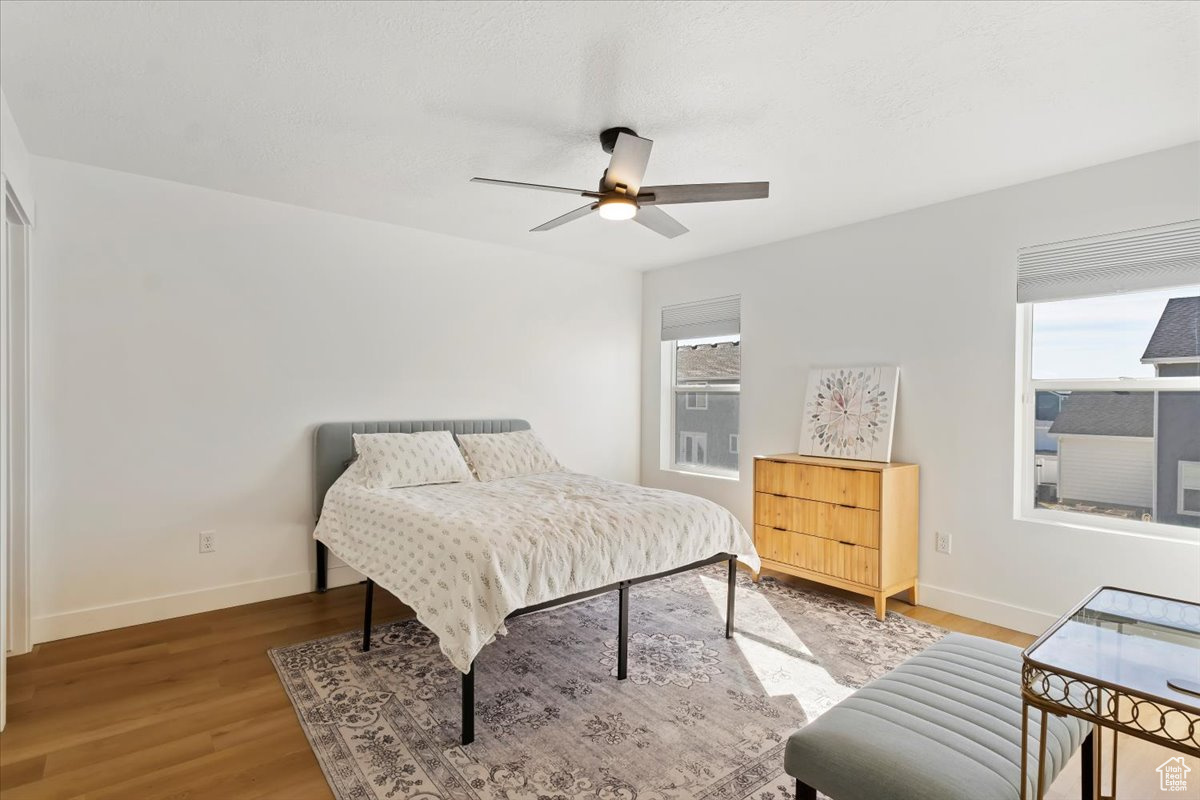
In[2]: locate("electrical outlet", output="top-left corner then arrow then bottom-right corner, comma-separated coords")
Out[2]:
199,530 -> 216,554
935,531 -> 951,555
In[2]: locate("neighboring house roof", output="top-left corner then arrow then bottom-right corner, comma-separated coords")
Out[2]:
1141,296 -> 1200,362
676,341 -> 741,382
1049,392 -> 1154,437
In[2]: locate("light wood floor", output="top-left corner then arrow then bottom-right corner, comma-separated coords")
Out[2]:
0,572 -> 1186,799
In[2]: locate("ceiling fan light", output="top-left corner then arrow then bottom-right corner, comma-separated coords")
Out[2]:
597,196 -> 638,221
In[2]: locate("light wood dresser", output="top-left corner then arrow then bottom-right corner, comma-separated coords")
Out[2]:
753,453 -> 919,620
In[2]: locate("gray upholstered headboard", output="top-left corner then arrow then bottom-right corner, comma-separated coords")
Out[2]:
313,418 -> 531,517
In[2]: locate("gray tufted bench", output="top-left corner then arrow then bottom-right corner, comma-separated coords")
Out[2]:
785,633 -> 1093,800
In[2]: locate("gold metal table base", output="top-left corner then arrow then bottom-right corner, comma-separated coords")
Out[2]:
1020,684 -> 1200,800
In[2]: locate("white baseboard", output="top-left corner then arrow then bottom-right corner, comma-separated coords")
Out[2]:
31,563 -> 365,644
918,583 -> 1060,636
32,567 -> 1055,645
325,562 -> 366,589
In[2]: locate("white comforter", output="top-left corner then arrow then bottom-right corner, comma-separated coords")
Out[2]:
314,468 -> 760,673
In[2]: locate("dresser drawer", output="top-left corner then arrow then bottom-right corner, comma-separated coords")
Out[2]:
754,493 -> 880,548
753,524 -> 793,563
754,460 -> 880,510
789,531 -> 879,588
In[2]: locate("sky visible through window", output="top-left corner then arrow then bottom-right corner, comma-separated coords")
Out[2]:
1031,286 -> 1200,379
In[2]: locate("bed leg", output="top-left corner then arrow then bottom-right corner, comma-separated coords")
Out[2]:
462,663 -> 475,745
361,579 -> 374,652
617,583 -> 629,680
795,779 -> 816,800
726,556 -> 737,639
316,541 -> 328,593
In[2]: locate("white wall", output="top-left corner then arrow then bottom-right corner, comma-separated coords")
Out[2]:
1,89 -> 35,221
30,157 -> 642,641
0,86 -> 36,732
641,143 -> 1200,634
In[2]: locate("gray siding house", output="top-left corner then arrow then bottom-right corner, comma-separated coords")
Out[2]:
1142,293 -> 1200,525
674,342 -> 740,472
1157,391 -> 1200,527
1142,296 -> 1200,525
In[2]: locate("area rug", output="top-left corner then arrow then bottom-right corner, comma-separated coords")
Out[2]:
270,569 -> 945,799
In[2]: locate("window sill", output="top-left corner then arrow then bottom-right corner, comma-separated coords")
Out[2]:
1016,508 -> 1200,545
662,467 -> 741,482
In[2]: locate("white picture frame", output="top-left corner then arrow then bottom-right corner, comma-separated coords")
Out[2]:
798,366 -> 899,462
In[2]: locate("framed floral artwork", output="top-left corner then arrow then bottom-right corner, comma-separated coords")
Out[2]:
799,366 -> 899,462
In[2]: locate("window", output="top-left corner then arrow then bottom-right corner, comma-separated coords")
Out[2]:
1017,220 -> 1200,535
1180,462 -> 1200,517
668,336 -> 740,475
678,432 -> 707,466
1019,285 -> 1200,533
661,296 -> 740,477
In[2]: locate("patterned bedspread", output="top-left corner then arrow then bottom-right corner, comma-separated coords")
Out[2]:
314,467 -> 760,672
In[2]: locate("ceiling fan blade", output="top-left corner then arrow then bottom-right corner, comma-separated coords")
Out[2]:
602,132 -> 653,195
637,182 -> 769,205
634,205 -> 688,239
530,203 -> 598,232
471,177 -> 601,197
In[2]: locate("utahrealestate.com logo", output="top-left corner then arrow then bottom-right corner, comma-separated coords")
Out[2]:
1157,756 -> 1191,792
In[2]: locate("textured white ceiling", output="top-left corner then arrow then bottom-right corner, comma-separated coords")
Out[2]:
2,1 -> 1197,270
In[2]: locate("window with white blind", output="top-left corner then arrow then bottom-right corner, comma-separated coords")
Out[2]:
1017,220 -> 1200,537
661,296 -> 741,477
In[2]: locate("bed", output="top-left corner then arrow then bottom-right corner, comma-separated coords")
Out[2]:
312,419 -> 760,744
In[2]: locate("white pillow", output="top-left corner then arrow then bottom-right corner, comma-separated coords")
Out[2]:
457,429 -> 564,482
351,431 -> 475,490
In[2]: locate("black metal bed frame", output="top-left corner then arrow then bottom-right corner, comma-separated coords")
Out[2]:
316,541 -> 328,593
360,552 -> 739,745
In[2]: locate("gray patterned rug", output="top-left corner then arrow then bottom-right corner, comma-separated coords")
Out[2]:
270,569 -> 944,799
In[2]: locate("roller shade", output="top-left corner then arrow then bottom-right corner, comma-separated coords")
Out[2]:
1017,220 -> 1200,303
661,295 -> 741,341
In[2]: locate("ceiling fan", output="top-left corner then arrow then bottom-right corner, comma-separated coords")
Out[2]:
470,127 -> 769,239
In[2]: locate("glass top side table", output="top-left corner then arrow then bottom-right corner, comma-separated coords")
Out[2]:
1021,586 -> 1200,799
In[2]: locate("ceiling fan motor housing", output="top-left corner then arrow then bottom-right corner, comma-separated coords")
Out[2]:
599,126 -> 639,155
